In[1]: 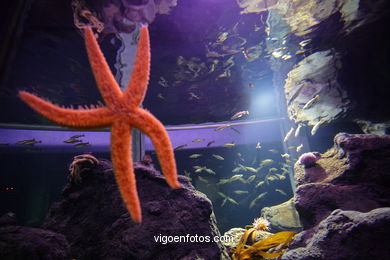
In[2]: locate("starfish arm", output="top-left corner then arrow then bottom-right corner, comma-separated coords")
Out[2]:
111,120 -> 142,223
131,109 -> 180,189
123,26 -> 150,107
84,27 -> 123,109
19,91 -> 113,128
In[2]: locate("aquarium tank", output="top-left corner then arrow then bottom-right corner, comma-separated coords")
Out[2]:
1,0 -> 390,259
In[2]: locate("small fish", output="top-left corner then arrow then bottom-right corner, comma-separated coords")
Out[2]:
16,139 -> 42,146
256,142 -> 261,149
255,180 -> 265,188
218,192 -> 228,199
266,175 -> 276,181
238,164 -> 248,172
157,93 -> 165,100
280,168 -> 289,174
268,167 -> 278,173
212,154 -> 224,160
74,142 -> 90,148
189,92 -> 200,100
227,197 -> 239,205
296,144 -> 304,152
192,138 -> 204,143
64,139 -> 82,144
230,127 -> 241,134
248,82 -> 254,88
234,190 -> 249,195
246,175 -> 256,183
198,176 -> 209,183
245,166 -> 258,173
193,166 -> 206,173
232,166 -> 242,173
174,144 -> 187,151
268,149 -> 278,154
217,174 -> 244,185
189,154 -> 202,159
287,146 -> 296,150
303,95 -> 320,110
299,39 -> 311,47
311,121 -> 322,136
214,124 -> 231,131
70,134 -> 85,139
281,153 -> 290,158
206,140 -> 215,147
184,170 -> 192,181
275,173 -> 286,180
283,127 -> 294,142
221,198 -> 228,207
222,143 -> 235,148
158,76 -> 168,87
231,110 -> 249,120
275,189 -> 287,196
249,192 -> 268,208
295,125 -> 302,137
260,159 -> 274,167
205,168 -> 216,175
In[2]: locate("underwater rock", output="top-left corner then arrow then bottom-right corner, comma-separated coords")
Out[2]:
261,198 -> 302,233
42,158 -> 228,260
73,0 -> 179,35
0,225 -> 70,259
237,0 -> 386,36
293,133 -> 390,229
284,50 -> 350,128
0,212 -> 17,226
282,208 -> 390,260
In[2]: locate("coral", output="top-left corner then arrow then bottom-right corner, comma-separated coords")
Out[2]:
298,152 -> 321,168
68,154 -> 99,184
252,217 -> 270,231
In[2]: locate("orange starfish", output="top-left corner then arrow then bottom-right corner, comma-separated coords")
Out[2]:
19,26 -> 180,223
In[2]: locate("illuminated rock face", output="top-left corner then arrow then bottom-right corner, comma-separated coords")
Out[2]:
236,0 -> 361,36
284,50 -> 350,127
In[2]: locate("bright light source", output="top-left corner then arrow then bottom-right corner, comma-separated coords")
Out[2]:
250,91 -> 276,116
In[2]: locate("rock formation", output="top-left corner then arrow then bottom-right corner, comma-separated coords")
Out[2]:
282,133 -> 390,259
0,156 -> 229,260
261,198 -> 302,233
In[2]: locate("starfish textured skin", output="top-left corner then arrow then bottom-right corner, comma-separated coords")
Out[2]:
19,26 -> 180,223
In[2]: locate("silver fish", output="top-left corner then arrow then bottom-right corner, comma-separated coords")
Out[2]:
303,95 -> 320,110
275,189 -> 287,196
281,153 -> 290,158
234,190 -> 249,195
296,144 -> 303,152
192,138 -> 204,143
222,143 -> 235,148
246,175 -> 256,183
212,154 -> 224,160
230,110 -> 249,120
189,154 -> 202,158
283,127 -> 294,142
260,159 -> 274,167
311,121 -> 322,135
198,176 -> 209,183
295,125 -> 302,137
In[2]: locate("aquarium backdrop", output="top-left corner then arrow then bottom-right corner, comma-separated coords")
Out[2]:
1,0 -> 389,234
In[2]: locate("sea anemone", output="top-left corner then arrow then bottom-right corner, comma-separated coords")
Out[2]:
298,152 -> 321,168
252,217 -> 270,231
